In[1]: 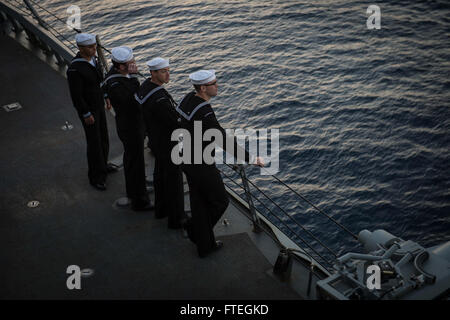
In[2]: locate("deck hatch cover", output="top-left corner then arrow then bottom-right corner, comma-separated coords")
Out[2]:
27,200 -> 40,208
2,102 -> 22,112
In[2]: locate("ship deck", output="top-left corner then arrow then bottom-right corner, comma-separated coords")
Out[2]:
0,33 -> 300,299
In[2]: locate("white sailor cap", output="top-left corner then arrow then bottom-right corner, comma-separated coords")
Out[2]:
75,33 -> 96,46
189,69 -> 216,85
111,46 -> 133,63
146,57 -> 170,70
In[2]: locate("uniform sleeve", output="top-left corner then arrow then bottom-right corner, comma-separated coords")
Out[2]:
105,80 -> 139,108
102,82 -> 109,100
153,96 -> 180,125
67,68 -> 91,117
201,107 -> 251,163
107,81 -> 136,109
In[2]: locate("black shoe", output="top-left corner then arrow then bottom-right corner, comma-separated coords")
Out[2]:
90,182 -> 106,191
199,241 -> 223,258
132,202 -> 155,211
106,163 -> 119,173
214,240 -> 223,250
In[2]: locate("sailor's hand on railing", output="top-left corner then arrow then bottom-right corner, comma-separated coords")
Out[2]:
254,157 -> 265,167
105,98 -> 112,110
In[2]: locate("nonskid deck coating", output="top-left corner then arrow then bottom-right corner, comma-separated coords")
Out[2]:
0,34 -> 299,300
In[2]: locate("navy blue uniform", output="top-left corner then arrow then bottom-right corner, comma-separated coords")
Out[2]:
102,68 -> 150,208
175,91 -> 250,257
67,54 -> 109,185
136,79 -> 185,227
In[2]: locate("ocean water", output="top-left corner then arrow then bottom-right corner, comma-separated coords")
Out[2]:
22,0 -> 450,264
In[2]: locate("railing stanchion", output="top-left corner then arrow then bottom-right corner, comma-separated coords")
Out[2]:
237,165 -> 262,233
23,0 -> 47,29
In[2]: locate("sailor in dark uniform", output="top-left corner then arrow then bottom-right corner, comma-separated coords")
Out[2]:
66,33 -> 111,190
175,69 -> 264,258
135,58 -> 185,227
101,47 -> 153,211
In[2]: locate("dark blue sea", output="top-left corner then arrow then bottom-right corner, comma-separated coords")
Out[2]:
33,0 -> 450,266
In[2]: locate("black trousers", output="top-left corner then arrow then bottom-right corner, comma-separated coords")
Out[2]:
153,153 -> 185,227
116,120 -> 148,205
81,107 -> 109,185
182,164 -> 229,256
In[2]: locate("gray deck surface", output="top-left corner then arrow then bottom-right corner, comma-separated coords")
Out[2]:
0,34 -> 300,300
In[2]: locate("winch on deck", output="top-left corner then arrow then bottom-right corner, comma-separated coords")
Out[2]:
316,229 -> 450,300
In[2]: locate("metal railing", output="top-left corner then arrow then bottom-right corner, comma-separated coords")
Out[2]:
218,163 -> 359,273
1,0 -> 74,66
1,0 -> 359,275
1,0 -> 114,73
